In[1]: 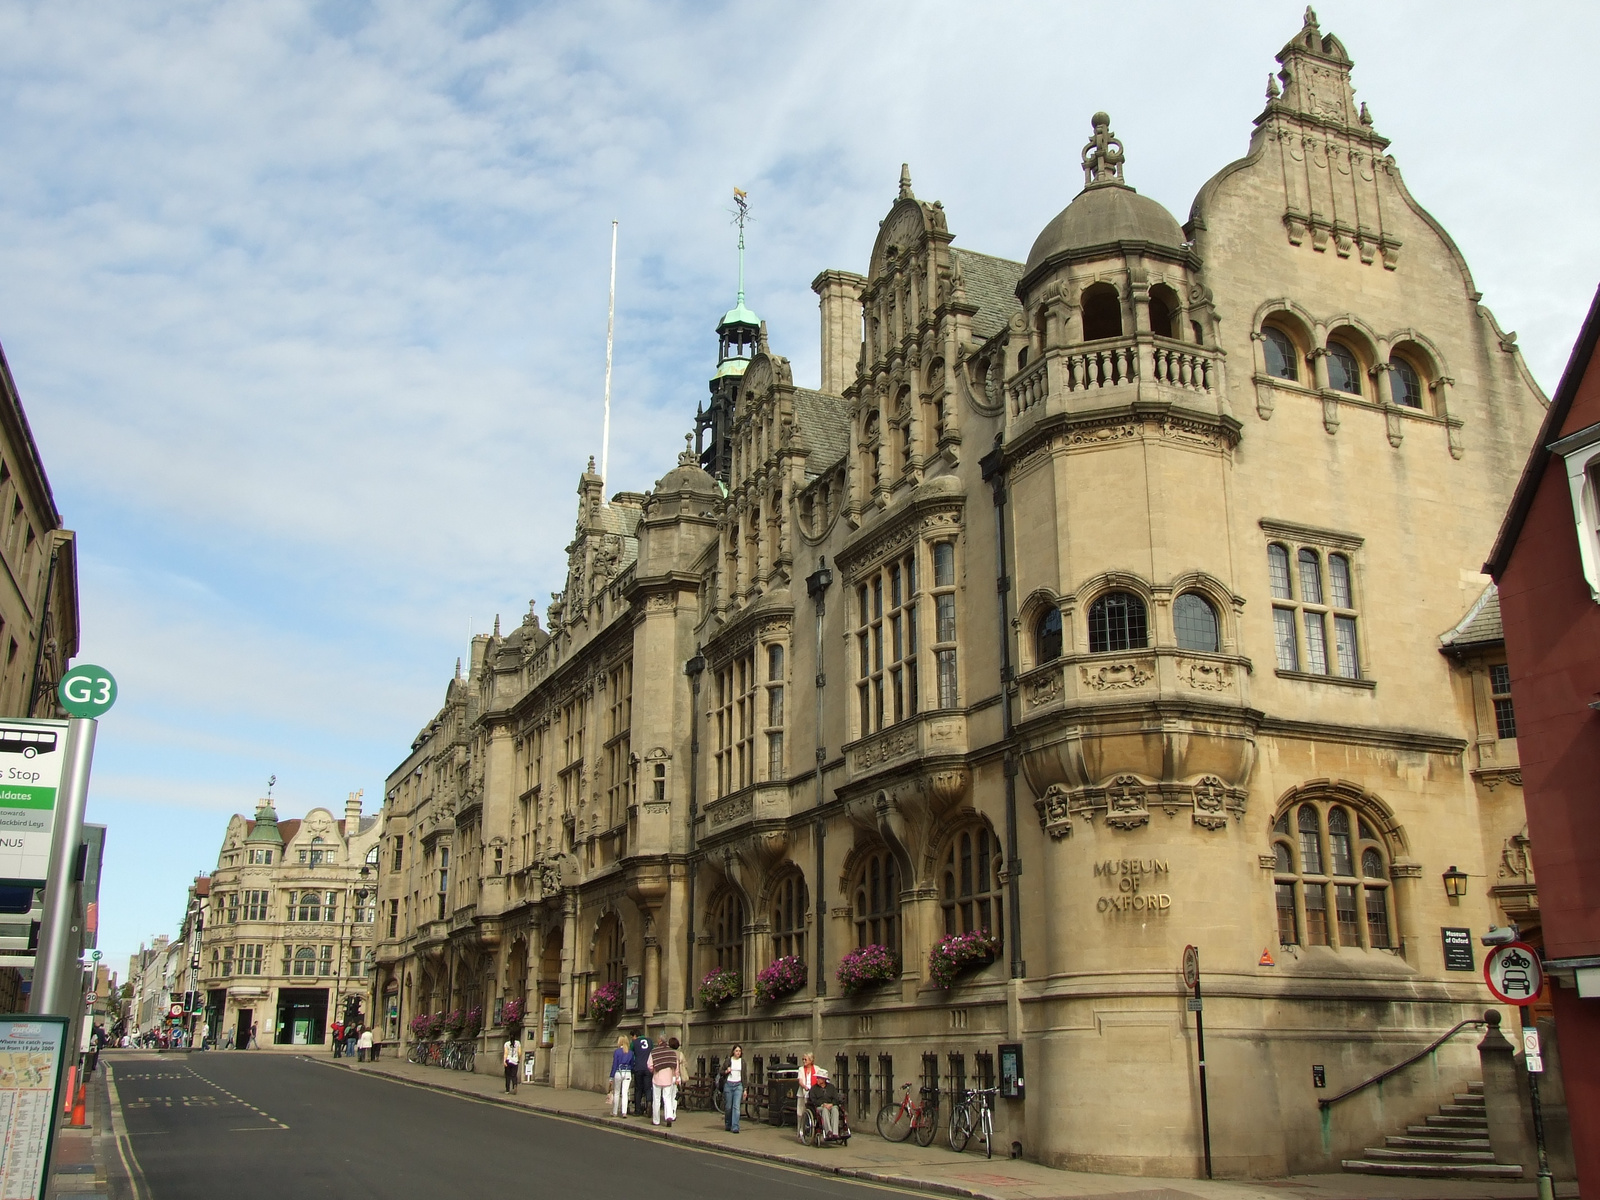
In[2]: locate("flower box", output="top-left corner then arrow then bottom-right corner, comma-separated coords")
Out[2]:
927,930 -> 1001,989
501,998 -> 525,1029
443,1008 -> 467,1036
755,955 -> 807,1005
837,944 -> 901,995
588,981 -> 624,1025
698,967 -> 740,1009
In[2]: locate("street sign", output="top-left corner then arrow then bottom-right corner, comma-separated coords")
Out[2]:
1182,944 -> 1199,990
0,1016 -> 71,1199
89,951 -> 100,962
1186,997 -> 1203,1012
0,720 -> 70,887
168,1004 -> 183,1019
1441,927 -> 1475,971
1522,1028 -> 1543,1072
57,666 -> 116,719
1484,941 -> 1543,1005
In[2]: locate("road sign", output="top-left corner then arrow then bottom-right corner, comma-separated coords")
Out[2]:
0,719 -> 70,887
1484,941 -> 1543,1005
1182,944 -> 1199,989
168,1003 -> 183,1019
57,666 -> 116,719
89,950 -> 100,962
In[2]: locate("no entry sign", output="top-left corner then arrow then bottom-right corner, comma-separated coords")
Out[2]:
1483,941 -> 1543,1005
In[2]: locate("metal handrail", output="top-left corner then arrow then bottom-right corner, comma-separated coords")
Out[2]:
1319,1018 -> 1485,1110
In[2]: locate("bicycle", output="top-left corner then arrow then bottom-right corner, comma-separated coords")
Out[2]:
876,1082 -> 940,1147
948,1087 -> 996,1157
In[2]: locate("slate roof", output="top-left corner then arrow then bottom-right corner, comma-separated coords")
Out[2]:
794,388 -> 850,478
951,248 -> 1024,341
1439,584 -> 1503,651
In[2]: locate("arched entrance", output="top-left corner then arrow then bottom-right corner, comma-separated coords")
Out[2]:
536,927 -> 565,1082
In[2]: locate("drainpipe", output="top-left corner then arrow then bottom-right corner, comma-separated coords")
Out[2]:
979,446 -> 1024,979
684,648 -> 706,1012
806,559 -> 833,996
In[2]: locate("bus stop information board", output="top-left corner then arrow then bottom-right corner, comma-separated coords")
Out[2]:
0,721 -> 69,887
0,1017 -> 69,1200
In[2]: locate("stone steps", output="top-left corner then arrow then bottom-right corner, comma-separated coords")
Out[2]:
1341,1081 -> 1523,1181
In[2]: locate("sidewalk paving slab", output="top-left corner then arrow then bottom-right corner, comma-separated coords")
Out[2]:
327,1056 -> 1579,1200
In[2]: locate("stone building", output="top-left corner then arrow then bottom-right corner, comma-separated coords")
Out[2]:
203,793 -> 380,1047
372,11 -> 1551,1176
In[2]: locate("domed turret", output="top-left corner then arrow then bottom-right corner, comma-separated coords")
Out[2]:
1025,113 -> 1187,275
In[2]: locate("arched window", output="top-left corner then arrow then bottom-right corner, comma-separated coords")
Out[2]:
1148,286 -> 1177,339
1272,798 -> 1393,950
772,874 -> 807,963
853,849 -> 900,951
293,945 -> 318,977
1390,356 -> 1423,408
1263,326 -> 1298,380
1326,342 -> 1362,395
598,914 -> 626,986
1087,591 -> 1148,653
1173,593 -> 1219,653
1035,607 -> 1063,662
940,827 -> 1004,944
1081,284 -> 1122,341
712,892 -> 744,982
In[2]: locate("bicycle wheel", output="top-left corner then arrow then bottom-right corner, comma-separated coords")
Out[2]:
981,1106 -> 992,1158
949,1101 -> 973,1152
913,1101 -> 940,1147
877,1100 -> 914,1142
712,1084 -> 725,1115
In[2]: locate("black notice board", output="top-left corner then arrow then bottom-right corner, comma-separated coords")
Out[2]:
1441,927 -> 1475,972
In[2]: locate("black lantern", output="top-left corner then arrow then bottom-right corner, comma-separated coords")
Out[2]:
1442,865 -> 1469,899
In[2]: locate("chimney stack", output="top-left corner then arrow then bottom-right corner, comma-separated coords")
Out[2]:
811,270 -> 866,397
345,789 -> 363,830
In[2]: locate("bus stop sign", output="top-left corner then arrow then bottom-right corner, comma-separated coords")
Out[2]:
58,665 -> 116,719
1484,941 -> 1543,1005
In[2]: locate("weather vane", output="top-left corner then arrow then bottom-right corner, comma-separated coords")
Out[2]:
267,774 -> 276,797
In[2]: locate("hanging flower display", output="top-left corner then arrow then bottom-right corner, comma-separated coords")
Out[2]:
698,968 -> 740,1009
588,981 -> 624,1024
464,1006 -> 484,1038
501,998 -> 525,1028
836,944 -> 901,995
409,1012 -> 442,1039
754,955 -> 807,1004
927,931 -> 1001,989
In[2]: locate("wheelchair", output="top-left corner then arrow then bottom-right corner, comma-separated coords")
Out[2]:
799,1093 -> 852,1147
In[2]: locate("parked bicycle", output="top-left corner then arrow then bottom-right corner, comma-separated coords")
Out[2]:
876,1082 -> 940,1147
948,1086 -> 996,1157
442,1042 -> 476,1072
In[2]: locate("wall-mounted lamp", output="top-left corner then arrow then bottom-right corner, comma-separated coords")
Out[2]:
1442,865 -> 1469,899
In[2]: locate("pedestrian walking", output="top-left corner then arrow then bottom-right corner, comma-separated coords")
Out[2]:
357,1027 -> 373,1063
650,1036 -> 682,1126
502,1032 -> 523,1093
332,1020 -> 345,1057
248,1023 -> 258,1050
630,1033 -> 653,1116
721,1044 -> 745,1133
608,1035 -> 633,1117
345,1024 -> 360,1059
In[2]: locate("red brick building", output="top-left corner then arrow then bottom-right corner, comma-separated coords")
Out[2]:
1486,285 -> 1600,1195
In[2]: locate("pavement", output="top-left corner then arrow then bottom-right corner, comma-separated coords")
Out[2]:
334,1053 -> 1581,1200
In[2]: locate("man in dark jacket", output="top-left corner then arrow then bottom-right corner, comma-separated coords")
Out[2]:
630,1034 -> 653,1116
808,1070 -> 841,1141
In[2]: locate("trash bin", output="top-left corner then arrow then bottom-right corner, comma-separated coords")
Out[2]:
768,1066 -> 800,1126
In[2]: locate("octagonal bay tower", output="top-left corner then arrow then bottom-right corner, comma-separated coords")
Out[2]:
999,16 -> 1546,1175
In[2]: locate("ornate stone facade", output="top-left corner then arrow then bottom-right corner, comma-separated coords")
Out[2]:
370,11 -> 1548,1179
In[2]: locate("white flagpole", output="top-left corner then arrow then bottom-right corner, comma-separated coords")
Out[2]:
600,220 -> 618,501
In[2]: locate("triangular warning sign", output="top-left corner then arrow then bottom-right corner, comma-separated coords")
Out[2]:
1259,948 -> 1276,967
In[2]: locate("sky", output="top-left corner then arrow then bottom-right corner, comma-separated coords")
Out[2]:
0,0 -> 1595,978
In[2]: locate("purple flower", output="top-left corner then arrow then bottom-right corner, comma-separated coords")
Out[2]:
836,944 -> 901,995
754,955 -> 808,1004
927,931 -> 1000,989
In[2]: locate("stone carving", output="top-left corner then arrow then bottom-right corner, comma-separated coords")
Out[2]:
1067,422 -> 1138,447
854,728 -> 917,770
1082,112 -> 1126,187
1499,826 -> 1534,883
1025,670 -> 1063,708
1080,661 -> 1153,692
708,794 -> 754,827
1105,775 -> 1150,830
1036,783 -> 1072,840
1192,776 -> 1228,830
1180,659 -> 1233,692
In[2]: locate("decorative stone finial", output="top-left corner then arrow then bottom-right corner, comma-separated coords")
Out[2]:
898,163 -> 914,200
1267,73 -> 1281,100
493,613 -> 501,637
586,455 -> 597,474
455,656 -> 462,679
1359,101 -> 1372,126
1082,112 -> 1126,188
679,433 -> 695,467
1303,5 -> 1318,29
758,320 -> 770,353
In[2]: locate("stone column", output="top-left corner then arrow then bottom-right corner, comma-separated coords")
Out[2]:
812,270 -> 866,397
643,934 -> 660,1017
1478,1010 -> 1538,1173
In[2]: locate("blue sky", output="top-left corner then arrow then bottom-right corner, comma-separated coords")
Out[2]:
0,0 -> 1595,978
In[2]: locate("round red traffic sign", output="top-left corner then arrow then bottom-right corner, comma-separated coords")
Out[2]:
1182,944 -> 1199,990
1483,941 -> 1543,1005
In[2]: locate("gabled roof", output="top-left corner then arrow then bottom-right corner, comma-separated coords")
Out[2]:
794,388 -> 850,478
1486,284 -> 1600,577
951,249 -> 1023,341
1439,584 -> 1502,653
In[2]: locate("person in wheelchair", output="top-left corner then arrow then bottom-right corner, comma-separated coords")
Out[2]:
803,1068 -> 850,1145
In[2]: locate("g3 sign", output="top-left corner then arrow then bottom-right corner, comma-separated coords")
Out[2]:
57,664 -> 117,719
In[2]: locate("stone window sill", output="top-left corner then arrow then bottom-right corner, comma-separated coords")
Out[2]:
1275,668 -> 1376,690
